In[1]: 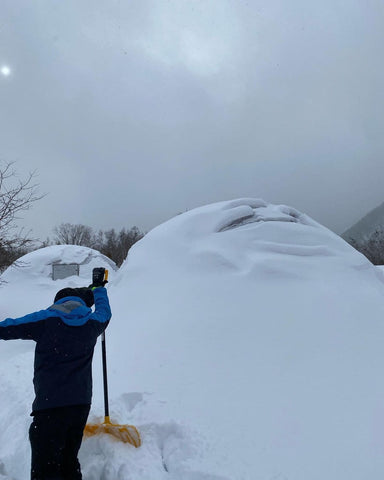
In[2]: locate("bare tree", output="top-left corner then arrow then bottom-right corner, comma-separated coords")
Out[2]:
0,161 -> 43,271
51,222 -> 144,266
53,223 -> 97,247
98,227 -> 144,266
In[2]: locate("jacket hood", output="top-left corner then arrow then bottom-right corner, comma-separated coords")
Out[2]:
48,296 -> 93,326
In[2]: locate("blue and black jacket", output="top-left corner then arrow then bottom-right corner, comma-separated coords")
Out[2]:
0,287 -> 111,413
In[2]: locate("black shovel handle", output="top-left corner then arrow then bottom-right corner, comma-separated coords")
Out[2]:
101,331 -> 110,419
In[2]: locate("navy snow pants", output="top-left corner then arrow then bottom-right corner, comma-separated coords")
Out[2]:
29,405 -> 90,480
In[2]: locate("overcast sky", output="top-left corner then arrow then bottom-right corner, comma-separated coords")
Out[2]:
1,0 -> 383,241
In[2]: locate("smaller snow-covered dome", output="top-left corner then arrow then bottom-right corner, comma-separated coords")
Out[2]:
1,245 -> 117,285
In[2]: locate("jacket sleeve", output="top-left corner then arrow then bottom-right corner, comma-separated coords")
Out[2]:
0,310 -> 48,341
89,287 -> 112,335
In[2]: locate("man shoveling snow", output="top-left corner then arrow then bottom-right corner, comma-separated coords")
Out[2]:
0,268 -> 111,480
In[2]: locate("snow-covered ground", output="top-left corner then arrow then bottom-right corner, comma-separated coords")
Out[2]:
1,199 -> 384,479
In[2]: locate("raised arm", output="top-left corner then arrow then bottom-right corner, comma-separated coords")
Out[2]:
89,287 -> 112,335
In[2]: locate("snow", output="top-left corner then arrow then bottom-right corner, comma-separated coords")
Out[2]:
1,198 -> 384,479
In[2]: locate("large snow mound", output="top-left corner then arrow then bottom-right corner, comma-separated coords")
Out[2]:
116,197 -> 369,279
108,198 -> 384,479
1,199 -> 384,480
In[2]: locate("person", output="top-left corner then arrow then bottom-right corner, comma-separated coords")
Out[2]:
0,270 -> 111,480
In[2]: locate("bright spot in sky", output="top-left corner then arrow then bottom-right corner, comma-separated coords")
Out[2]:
1,66 -> 11,76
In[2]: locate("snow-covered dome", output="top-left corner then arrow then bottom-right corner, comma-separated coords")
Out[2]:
0,245 -> 117,315
117,197 -> 369,280
107,198 -> 384,479
1,244 -> 116,283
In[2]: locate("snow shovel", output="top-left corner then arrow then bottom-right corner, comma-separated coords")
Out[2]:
84,270 -> 141,447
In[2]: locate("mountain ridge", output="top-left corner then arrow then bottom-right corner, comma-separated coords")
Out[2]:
342,201 -> 384,241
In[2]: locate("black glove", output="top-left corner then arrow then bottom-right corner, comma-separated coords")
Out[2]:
89,267 -> 108,289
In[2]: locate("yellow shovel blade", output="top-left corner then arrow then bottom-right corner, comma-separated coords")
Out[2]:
84,417 -> 141,448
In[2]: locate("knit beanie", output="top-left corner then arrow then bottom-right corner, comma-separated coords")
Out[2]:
54,287 -> 94,307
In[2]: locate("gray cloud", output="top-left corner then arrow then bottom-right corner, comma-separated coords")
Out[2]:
1,0 -> 383,239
